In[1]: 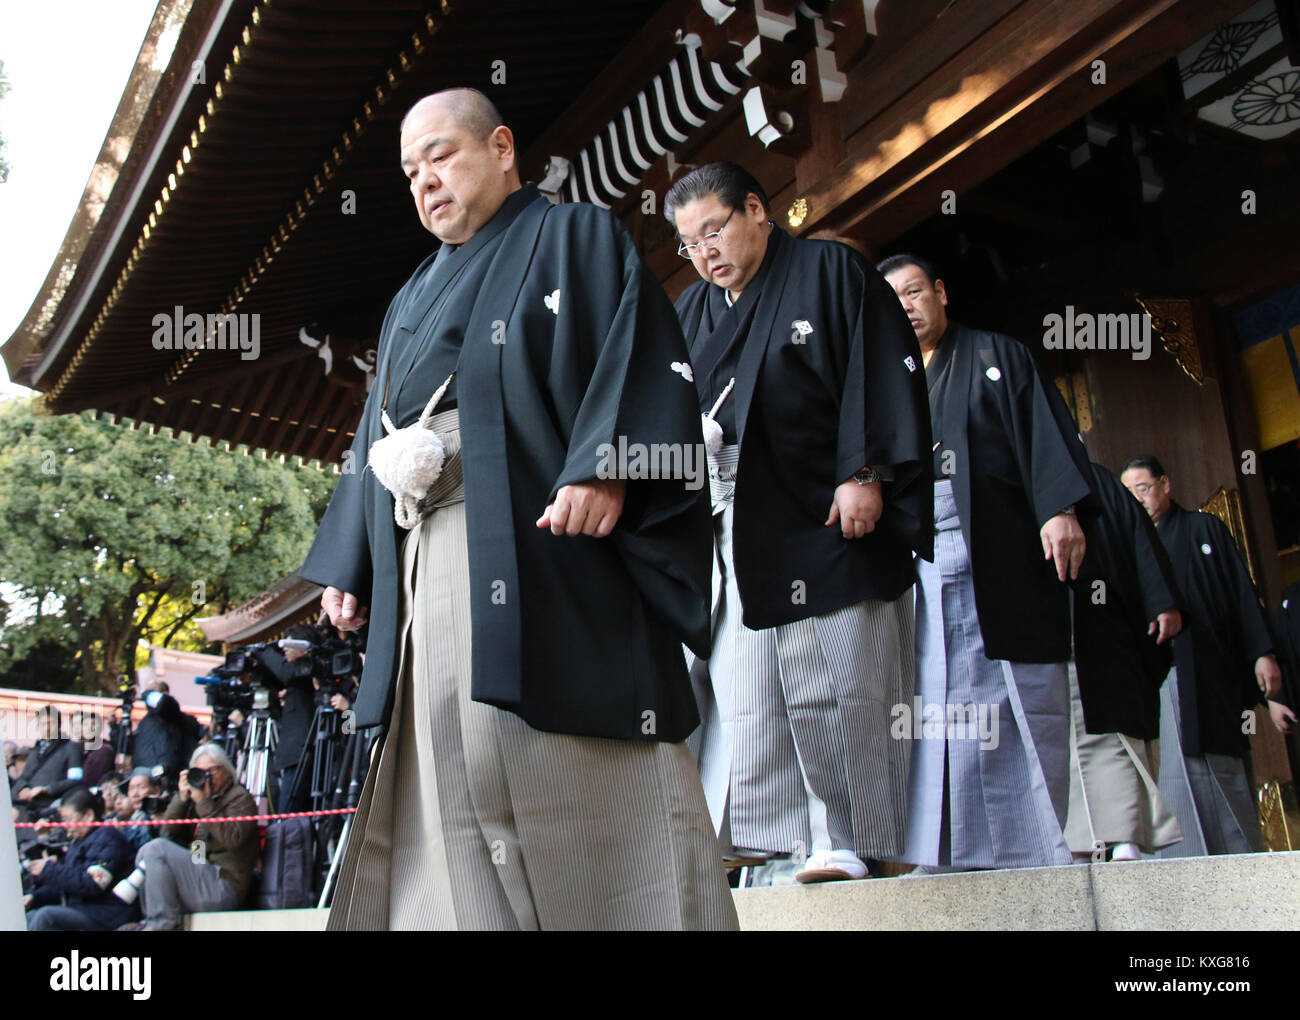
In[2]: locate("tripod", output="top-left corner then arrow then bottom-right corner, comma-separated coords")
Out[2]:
318,724 -> 374,908
237,687 -> 277,814
289,699 -> 344,813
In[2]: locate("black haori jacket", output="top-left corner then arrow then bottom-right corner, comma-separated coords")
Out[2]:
300,187 -> 711,742
1156,501 -> 1275,757
931,322 -> 1095,663
1073,462 -> 1182,740
674,226 -> 933,629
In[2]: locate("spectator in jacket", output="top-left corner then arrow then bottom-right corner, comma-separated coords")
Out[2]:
129,743 -> 259,930
4,739 -> 18,784
24,786 -> 138,931
71,711 -> 116,788
12,707 -> 84,822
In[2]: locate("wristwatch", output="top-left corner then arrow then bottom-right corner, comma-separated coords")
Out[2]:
853,467 -> 883,485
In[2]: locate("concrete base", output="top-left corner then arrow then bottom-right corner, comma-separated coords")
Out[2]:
734,851 -> 1300,931
186,851 -> 1300,931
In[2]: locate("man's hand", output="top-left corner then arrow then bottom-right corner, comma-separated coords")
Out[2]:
1256,654 -> 1282,698
826,480 -> 883,539
537,478 -> 626,537
22,894 -> 33,910
177,772 -> 193,803
190,779 -> 210,806
16,788 -> 33,802
329,693 -> 350,712
1269,700 -> 1296,735
1040,512 -> 1086,582
1147,609 -> 1182,645
322,587 -> 368,633
27,856 -> 49,878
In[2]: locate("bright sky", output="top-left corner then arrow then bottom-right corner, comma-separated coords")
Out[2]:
0,0 -> 160,398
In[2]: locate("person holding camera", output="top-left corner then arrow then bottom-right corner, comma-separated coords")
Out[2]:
24,786 -> 139,931
118,768 -> 165,851
131,685 -> 194,786
270,628 -> 318,812
127,743 -> 259,930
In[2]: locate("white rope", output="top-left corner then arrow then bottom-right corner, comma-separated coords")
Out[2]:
370,372 -> 456,529
702,376 -> 735,454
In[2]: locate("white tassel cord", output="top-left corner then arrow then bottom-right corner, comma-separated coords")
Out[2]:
369,372 -> 455,529
701,377 -> 736,455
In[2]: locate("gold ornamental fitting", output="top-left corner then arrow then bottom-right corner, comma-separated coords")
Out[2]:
787,198 -> 809,229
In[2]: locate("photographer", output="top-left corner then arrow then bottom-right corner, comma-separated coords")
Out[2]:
269,626 -> 319,812
131,685 -> 191,784
12,706 -> 84,822
129,743 -> 258,930
270,625 -> 358,810
24,786 -> 138,931
120,768 -> 165,852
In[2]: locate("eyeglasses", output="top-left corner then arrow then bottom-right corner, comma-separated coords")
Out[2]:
1129,481 -> 1161,496
677,208 -> 736,259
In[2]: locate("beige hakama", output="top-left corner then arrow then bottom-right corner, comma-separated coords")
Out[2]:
1063,663 -> 1182,856
327,410 -> 738,930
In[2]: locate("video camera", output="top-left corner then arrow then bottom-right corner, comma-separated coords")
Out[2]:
279,625 -> 365,708
19,806 -> 71,863
196,641 -> 295,730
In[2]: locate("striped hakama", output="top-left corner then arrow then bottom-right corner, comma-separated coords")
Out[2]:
1150,668 -> 1263,857
686,445 -> 914,859
900,479 -> 1072,869
1063,662 -> 1181,855
328,410 -> 738,930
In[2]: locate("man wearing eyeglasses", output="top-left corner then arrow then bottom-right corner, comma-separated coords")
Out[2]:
1120,454 -> 1279,854
667,162 -> 932,882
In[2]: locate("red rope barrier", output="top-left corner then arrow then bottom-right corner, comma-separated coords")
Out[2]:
14,807 -> 356,829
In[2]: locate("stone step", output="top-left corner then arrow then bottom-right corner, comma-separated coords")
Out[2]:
186,851 -> 1300,931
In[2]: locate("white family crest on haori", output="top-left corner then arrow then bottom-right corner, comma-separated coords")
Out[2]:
369,372 -> 455,529
904,355 -> 917,372
985,365 -> 1002,381
544,289 -> 561,315
792,319 -> 814,336
1201,543 -> 1213,555
671,360 -> 694,382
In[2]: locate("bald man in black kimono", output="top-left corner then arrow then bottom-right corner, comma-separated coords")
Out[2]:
881,254 -> 1092,872
1121,454 -> 1279,855
300,89 -> 736,929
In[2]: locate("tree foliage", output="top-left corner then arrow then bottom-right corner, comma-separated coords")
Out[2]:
0,396 -> 337,693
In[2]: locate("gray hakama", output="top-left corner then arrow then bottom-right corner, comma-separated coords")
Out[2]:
328,411 -> 738,930
1063,662 -> 1181,855
686,445 -> 914,860
900,479 -> 1072,869
1150,669 -> 1263,857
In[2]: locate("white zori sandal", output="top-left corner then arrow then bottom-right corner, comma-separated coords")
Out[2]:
795,849 -> 870,883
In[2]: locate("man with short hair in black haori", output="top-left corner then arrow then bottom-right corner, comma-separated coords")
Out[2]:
1121,454 -> 1280,854
300,89 -> 736,929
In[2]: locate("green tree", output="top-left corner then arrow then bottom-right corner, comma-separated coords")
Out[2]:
0,396 -> 337,693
